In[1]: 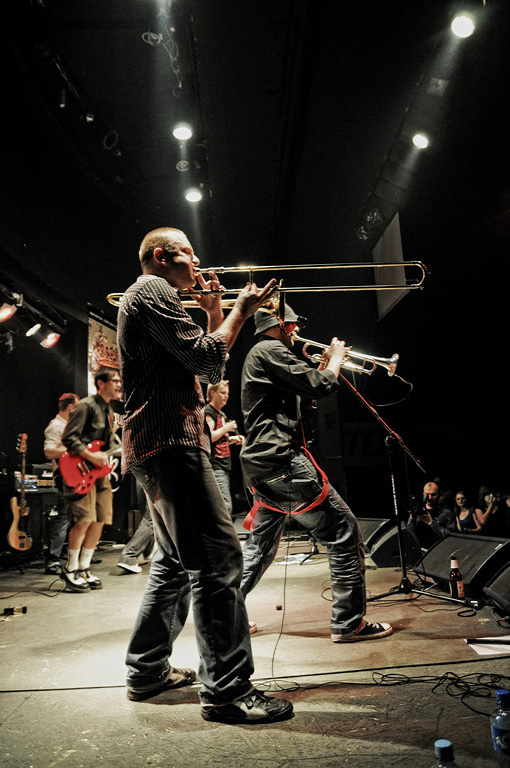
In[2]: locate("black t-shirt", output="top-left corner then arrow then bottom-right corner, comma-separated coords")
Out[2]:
205,404 -> 231,471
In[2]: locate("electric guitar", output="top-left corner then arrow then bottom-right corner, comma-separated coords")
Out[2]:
59,440 -> 122,495
8,433 -> 32,551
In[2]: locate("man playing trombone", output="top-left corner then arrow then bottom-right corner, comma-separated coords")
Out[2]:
239,299 -> 393,643
117,227 -> 293,724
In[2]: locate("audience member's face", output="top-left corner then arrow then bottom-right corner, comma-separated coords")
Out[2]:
455,493 -> 466,508
211,384 -> 229,410
423,483 -> 439,506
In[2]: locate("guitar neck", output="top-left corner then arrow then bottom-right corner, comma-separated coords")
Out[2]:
19,452 -> 26,512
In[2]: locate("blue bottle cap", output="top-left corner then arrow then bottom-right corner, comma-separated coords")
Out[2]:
435,739 -> 454,761
496,689 -> 510,707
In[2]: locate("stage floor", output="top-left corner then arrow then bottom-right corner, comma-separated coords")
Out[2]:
1,537 -> 509,768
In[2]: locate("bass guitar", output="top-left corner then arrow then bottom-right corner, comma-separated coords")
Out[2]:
8,433 -> 32,551
59,440 -> 121,495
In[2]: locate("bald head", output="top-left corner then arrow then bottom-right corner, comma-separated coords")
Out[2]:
423,482 -> 439,508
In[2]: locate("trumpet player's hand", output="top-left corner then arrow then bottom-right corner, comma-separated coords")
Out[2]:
233,279 -> 278,318
322,337 -> 348,377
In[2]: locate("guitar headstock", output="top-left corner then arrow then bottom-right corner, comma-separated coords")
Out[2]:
16,433 -> 28,454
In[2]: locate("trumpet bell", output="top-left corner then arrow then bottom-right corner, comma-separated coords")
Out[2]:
295,335 -> 399,377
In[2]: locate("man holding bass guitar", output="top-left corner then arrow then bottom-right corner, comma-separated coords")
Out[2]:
60,368 -> 122,592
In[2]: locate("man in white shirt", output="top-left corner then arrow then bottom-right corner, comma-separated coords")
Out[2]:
43,392 -> 80,574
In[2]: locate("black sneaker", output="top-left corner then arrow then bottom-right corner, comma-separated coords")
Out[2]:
201,688 -> 294,724
127,666 -> 197,701
331,620 -> 393,643
78,569 -> 103,590
61,568 -> 90,593
45,561 -> 62,575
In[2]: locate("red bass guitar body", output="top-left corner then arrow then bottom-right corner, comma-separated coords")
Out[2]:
59,440 -> 113,495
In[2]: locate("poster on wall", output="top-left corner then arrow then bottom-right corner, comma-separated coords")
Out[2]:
88,314 -> 122,493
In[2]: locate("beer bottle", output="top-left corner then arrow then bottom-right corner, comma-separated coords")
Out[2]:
449,557 -> 464,599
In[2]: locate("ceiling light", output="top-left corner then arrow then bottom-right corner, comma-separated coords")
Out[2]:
412,133 -> 430,149
0,302 -> 17,322
185,188 -> 202,202
172,123 -> 193,141
451,15 -> 475,38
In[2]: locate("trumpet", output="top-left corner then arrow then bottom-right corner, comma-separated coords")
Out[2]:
106,260 -> 426,307
295,335 -> 399,377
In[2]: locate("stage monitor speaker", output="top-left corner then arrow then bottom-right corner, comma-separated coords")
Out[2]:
413,533 -> 510,597
357,518 -> 392,550
484,563 -> 510,616
369,524 -> 422,568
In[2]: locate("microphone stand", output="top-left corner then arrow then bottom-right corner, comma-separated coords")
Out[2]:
339,373 -> 465,606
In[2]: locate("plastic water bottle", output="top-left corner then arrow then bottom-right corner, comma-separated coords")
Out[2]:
449,557 -> 464,600
491,689 -> 510,767
433,739 -> 459,767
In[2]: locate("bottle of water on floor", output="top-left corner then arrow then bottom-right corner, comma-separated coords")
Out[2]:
491,689 -> 510,767
432,739 -> 459,767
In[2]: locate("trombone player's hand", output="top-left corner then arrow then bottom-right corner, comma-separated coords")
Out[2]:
234,279 -> 278,318
318,337 -> 349,376
191,270 -> 224,314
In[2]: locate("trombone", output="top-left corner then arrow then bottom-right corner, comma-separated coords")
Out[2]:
295,335 -> 399,377
106,260 -> 426,307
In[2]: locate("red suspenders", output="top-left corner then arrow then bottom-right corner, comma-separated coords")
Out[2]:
243,445 -> 329,531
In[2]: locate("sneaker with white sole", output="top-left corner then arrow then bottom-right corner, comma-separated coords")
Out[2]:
117,561 -> 143,573
127,666 -> 197,701
331,620 -> 393,643
201,687 -> 294,724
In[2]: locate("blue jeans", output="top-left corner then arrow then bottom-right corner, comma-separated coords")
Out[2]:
241,453 -> 366,636
212,467 -> 233,516
126,449 -> 254,705
118,479 -> 155,564
45,491 -> 69,563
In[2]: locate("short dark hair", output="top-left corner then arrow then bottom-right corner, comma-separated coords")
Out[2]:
58,393 -> 79,412
94,367 -> 119,388
139,227 -> 186,265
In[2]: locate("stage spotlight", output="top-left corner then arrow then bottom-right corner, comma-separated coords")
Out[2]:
451,14 -> 475,38
25,322 -> 42,337
412,133 -> 430,149
40,331 -> 60,348
172,123 -> 193,141
0,302 -> 17,322
185,187 -> 202,202
25,322 -> 60,348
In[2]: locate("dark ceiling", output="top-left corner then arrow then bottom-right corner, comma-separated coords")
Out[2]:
1,0 -> 509,484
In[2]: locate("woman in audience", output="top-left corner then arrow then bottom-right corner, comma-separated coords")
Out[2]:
453,490 -> 482,533
476,485 -> 509,537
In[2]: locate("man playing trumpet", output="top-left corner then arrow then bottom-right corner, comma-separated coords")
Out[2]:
239,298 -> 392,643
